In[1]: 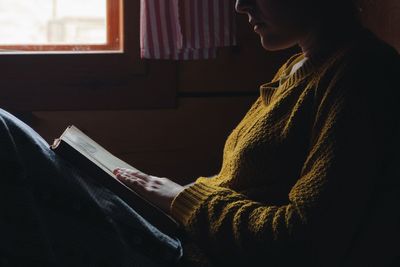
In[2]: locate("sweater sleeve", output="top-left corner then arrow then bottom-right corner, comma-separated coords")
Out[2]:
170,67 -> 390,266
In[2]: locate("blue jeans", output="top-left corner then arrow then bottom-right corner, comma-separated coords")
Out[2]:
0,109 -> 182,267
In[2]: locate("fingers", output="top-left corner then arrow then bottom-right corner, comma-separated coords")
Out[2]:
114,170 -> 147,193
121,175 -> 146,187
113,167 -> 167,195
113,168 -> 150,181
113,168 -> 183,213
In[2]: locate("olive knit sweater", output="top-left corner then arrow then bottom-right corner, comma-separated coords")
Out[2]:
171,30 -> 400,266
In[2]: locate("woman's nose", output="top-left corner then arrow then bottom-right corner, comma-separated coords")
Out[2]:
235,0 -> 253,14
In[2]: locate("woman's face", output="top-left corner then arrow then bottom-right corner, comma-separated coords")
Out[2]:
235,0 -> 311,51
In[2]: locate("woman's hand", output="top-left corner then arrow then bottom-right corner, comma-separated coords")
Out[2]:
113,168 -> 184,214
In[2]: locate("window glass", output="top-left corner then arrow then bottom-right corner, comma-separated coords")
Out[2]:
0,0 -> 107,45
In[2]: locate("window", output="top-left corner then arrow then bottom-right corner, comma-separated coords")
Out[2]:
0,0 -> 122,53
0,0 -> 177,111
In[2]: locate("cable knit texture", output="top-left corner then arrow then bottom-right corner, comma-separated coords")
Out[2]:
171,29 -> 400,267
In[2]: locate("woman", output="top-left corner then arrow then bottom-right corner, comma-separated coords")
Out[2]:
114,0 -> 400,266
1,0 -> 399,266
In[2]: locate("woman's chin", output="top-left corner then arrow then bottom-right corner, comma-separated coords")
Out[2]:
260,37 -> 282,51
260,35 -> 297,52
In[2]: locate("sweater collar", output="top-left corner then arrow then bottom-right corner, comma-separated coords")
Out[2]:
259,53 -> 315,105
278,53 -> 315,89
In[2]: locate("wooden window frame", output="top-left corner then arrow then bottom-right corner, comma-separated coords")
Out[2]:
0,0 -> 177,111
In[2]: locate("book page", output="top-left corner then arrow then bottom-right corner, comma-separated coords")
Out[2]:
61,126 -> 139,175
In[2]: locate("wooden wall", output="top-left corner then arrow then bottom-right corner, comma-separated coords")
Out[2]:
26,2 -> 400,184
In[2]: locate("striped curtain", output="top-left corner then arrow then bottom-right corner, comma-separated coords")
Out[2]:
140,0 -> 237,60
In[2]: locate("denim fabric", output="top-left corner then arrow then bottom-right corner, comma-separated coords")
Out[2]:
0,109 -> 182,267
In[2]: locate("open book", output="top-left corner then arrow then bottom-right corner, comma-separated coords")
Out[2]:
51,125 -> 178,235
